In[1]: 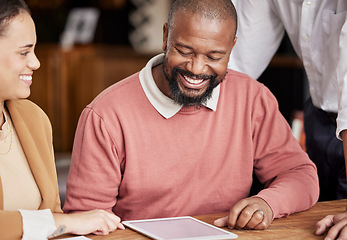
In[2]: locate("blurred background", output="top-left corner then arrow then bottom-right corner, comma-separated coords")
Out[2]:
28,0 -> 172,152
27,0 -> 307,153
25,0 -> 307,206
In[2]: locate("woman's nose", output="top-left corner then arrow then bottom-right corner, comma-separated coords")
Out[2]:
28,52 -> 40,70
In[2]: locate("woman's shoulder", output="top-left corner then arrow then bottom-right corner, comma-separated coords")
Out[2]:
7,99 -> 46,114
6,99 -> 51,125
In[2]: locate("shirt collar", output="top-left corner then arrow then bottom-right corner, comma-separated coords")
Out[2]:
139,53 -> 220,119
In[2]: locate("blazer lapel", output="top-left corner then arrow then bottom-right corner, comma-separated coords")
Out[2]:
6,100 -> 59,210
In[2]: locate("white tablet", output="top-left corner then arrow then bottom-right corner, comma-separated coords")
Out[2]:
122,216 -> 238,240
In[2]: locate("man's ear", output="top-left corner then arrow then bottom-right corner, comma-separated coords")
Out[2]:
162,23 -> 169,51
231,36 -> 237,51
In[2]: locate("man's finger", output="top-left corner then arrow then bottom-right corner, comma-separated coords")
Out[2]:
214,215 -> 228,227
316,215 -> 334,235
244,210 -> 265,229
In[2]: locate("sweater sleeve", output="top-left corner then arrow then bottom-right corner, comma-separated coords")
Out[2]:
63,107 -> 123,215
252,86 -> 319,219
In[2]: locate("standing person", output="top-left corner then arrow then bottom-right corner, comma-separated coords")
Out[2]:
228,0 -> 347,239
64,0 -> 319,231
0,0 -> 124,239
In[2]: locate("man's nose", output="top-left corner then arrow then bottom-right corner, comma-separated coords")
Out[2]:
186,56 -> 208,76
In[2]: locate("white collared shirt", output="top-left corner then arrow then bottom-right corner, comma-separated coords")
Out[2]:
139,54 -> 220,119
229,0 -> 347,138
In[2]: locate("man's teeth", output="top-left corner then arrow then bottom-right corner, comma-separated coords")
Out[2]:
20,75 -> 32,81
184,76 -> 203,84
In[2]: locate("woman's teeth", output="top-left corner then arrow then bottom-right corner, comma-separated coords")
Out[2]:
20,75 -> 32,81
184,76 -> 203,84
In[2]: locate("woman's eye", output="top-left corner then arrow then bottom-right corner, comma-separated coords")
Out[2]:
20,51 -> 30,56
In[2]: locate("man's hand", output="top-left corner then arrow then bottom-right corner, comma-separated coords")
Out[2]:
214,197 -> 273,230
316,210 -> 347,240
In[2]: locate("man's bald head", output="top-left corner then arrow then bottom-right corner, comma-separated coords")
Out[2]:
167,0 -> 237,36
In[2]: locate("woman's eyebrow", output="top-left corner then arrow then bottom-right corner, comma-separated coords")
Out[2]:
20,44 -> 34,48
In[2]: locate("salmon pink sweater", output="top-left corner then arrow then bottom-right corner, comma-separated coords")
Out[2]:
64,54 -> 319,221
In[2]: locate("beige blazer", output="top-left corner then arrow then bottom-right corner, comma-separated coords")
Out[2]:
0,99 -> 62,240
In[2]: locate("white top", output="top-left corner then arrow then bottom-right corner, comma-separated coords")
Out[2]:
228,0 -> 347,138
0,109 -> 41,210
139,54 -> 220,119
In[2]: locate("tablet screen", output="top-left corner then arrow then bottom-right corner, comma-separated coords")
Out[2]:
122,216 -> 238,240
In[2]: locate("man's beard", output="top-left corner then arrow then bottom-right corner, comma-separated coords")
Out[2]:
162,64 -> 221,107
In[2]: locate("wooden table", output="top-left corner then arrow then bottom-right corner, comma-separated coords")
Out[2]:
56,199 -> 347,239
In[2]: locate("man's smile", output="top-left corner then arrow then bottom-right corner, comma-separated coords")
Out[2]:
179,73 -> 210,90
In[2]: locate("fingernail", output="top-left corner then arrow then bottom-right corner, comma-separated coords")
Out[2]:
119,223 -> 126,230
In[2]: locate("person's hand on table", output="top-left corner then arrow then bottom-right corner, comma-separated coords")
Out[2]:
316,209 -> 347,240
214,197 -> 273,230
52,209 -> 124,237
316,128 -> 347,239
